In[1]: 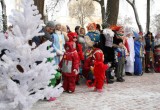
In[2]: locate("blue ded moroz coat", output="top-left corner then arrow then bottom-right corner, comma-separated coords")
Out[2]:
134,40 -> 142,75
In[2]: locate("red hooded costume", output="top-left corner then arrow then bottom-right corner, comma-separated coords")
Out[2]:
67,32 -> 84,84
59,41 -> 80,92
83,48 -> 109,89
93,50 -> 109,90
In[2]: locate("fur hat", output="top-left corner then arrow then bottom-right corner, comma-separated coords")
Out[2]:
46,21 -> 55,28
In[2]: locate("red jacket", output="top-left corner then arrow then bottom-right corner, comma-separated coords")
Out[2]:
59,42 -> 80,76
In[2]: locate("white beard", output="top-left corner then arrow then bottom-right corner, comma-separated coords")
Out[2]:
55,30 -> 61,35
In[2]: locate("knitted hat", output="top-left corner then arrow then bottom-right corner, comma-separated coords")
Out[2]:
139,32 -> 143,36
46,21 -> 55,28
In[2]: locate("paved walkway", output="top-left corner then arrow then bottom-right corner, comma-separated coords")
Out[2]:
32,73 -> 160,110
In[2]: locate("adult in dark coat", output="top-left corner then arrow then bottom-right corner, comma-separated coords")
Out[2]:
32,21 -> 55,47
99,29 -> 115,84
144,31 -> 154,73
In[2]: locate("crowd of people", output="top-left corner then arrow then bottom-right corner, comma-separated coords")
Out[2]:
4,21 -> 160,94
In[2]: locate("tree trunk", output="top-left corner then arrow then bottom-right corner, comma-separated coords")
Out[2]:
100,0 -> 105,23
1,0 -> 7,32
94,0 -> 105,27
106,0 -> 119,26
146,0 -> 150,32
126,0 -> 143,32
34,0 -> 45,20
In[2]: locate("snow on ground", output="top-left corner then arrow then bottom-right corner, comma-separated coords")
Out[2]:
32,73 -> 160,110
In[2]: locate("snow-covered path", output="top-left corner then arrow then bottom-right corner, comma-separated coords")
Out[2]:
32,73 -> 160,110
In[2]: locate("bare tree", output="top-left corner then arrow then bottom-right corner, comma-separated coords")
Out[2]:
68,0 -> 95,27
46,0 -> 65,21
106,0 -> 120,26
126,0 -> 143,32
0,0 -> 7,32
146,0 -> 150,32
152,14 -> 160,33
118,16 -> 133,26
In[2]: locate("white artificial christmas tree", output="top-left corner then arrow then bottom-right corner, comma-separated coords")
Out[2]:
0,0 -> 63,110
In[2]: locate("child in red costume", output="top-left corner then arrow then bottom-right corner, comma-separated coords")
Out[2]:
59,41 -> 80,93
83,47 -> 110,90
92,50 -> 110,92
68,32 -> 84,60
67,32 -> 84,85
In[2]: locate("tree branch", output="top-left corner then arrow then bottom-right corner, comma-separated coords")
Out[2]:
133,0 -> 135,4
126,0 -> 133,6
126,0 -> 143,32
47,0 -> 61,12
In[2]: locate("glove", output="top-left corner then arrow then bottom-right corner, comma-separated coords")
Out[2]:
73,69 -> 78,75
56,50 -> 64,56
108,63 -> 111,67
111,70 -> 115,76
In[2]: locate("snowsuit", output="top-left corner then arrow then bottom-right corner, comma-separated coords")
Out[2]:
59,42 -> 80,92
93,51 -> 109,90
67,32 -> 84,84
